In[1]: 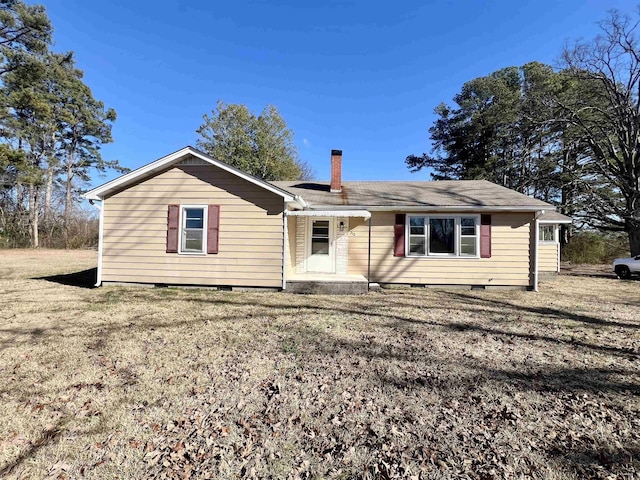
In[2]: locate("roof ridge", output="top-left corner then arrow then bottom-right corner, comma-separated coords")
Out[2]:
272,179 -> 491,184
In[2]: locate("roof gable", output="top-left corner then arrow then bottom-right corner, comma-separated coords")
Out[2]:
84,146 -> 295,202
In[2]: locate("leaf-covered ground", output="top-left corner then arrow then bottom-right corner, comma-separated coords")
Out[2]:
0,250 -> 638,479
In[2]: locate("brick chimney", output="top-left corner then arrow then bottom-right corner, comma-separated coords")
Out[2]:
330,149 -> 342,193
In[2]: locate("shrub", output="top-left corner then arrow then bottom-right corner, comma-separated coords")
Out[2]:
562,232 -> 629,264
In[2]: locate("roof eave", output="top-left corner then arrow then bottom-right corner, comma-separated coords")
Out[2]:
538,219 -> 572,224
307,204 -> 552,212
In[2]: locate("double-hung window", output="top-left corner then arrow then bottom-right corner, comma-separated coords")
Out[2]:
407,215 -> 479,257
539,224 -> 556,242
180,206 -> 207,254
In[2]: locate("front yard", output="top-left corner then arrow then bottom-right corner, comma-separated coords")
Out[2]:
0,250 -> 638,479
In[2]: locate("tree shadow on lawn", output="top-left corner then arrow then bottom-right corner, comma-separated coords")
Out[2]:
437,320 -> 638,359
0,324 -> 64,353
3,284 -> 637,362
183,295 -> 640,360
304,331 -> 640,395
475,364 -> 640,396
302,329 -> 640,475
0,416 -> 67,477
2,288 -> 638,478
4,290 -> 636,399
62,289 -> 639,396
0,389 -> 119,477
35,268 -> 97,289
380,289 -> 640,331
552,444 -> 640,476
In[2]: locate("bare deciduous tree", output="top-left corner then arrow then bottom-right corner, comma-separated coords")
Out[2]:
559,10 -> 640,254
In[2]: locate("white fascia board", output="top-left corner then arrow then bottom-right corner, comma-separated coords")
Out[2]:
309,205 -> 552,212
286,209 -> 371,218
538,219 -> 572,224
84,146 -> 295,202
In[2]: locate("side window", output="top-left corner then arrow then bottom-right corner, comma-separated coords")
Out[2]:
408,217 -> 426,255
181,206 -> 206,253
460,217 -> 478,256
539,224 -> 555,242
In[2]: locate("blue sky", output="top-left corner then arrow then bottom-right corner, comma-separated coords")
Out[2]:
46,0 -> 637,187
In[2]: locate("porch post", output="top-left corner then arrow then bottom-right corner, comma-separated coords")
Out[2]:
282,211 -> 288,290
367,214 -> 372,284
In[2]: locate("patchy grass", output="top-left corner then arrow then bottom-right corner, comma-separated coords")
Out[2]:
0,248 -> 96,280
0,250 -> 638,479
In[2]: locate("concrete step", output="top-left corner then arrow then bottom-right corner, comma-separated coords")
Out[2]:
286,280 -> 368,295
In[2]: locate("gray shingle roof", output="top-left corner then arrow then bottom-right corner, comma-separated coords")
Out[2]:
272,179 -> 553,210
538,211 -> 572,223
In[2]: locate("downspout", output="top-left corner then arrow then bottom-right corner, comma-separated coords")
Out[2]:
556,225 -> 561,273
367,215 -> 372,286
533,210 -> 544,292
89,199 -> 104,287
282,210 -> 288,290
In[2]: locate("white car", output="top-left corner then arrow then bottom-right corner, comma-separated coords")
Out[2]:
613,255 -> 640,279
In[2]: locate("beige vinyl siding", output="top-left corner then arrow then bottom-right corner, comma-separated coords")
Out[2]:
102,163 -> 284,287
348,212 -> 533,286
286,215 -> 297,278
539,243 -> 559,272
348,217 -> 368,276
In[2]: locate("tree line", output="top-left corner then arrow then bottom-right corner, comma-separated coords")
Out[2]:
407,10 -> 640,255
6,2 -> 639,256
0,1 -> 310,249
0,0 -> 125,248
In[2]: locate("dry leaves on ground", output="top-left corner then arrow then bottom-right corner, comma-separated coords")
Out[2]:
0,250 -> 638,479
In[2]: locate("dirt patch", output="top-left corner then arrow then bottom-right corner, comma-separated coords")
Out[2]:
0,250 -> 638,479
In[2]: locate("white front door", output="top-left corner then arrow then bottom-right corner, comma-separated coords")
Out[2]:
306,218 -> 334,273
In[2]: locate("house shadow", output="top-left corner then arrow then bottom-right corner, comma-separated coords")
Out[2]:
36,268 -> 97,289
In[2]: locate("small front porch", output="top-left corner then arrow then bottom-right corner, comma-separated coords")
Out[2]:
284,209 -> 371,294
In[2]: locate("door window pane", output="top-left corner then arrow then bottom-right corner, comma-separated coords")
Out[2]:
312,221 -> 329,237
311,220 -> 330,255
311,239 -> 329,254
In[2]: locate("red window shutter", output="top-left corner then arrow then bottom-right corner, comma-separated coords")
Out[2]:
166,204 -> 179,253
394,213 -> 406,257
207,204 -> 220,254
480,214 -> 491,258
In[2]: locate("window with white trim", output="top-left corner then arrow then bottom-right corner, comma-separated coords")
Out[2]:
407,215 -> 479,257
180,206 -> 207,254
539,224 -> 556,242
